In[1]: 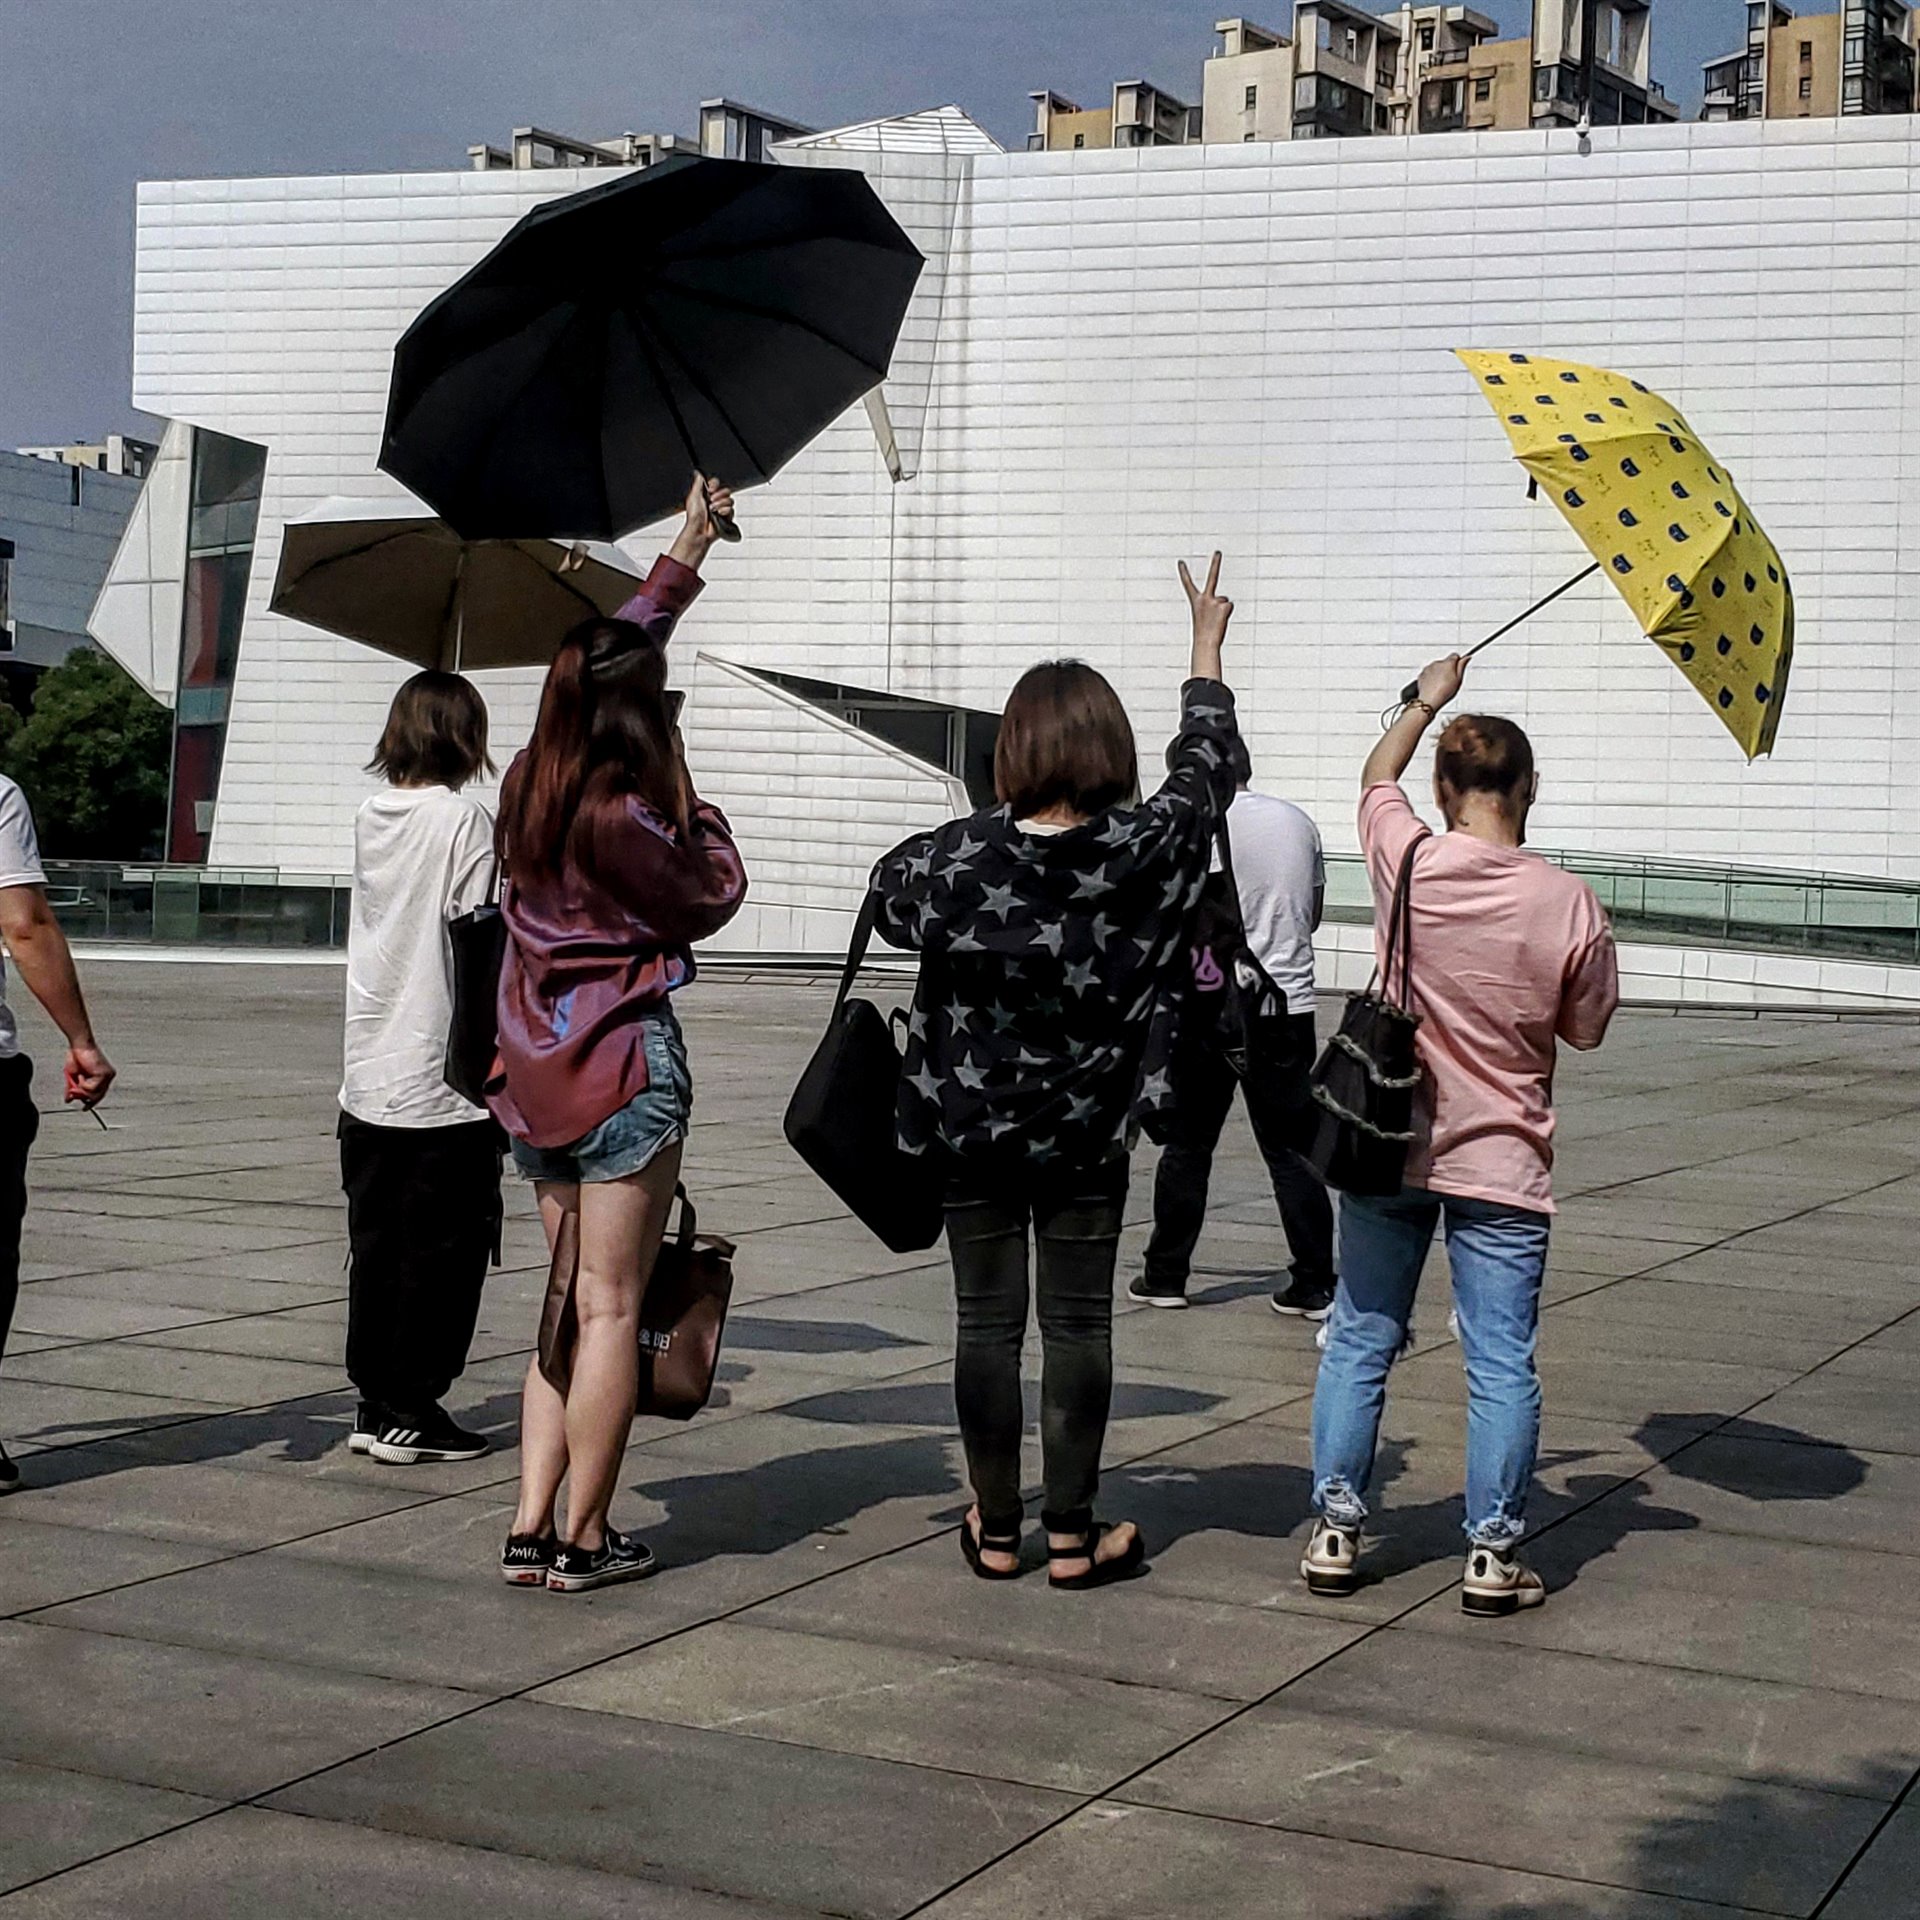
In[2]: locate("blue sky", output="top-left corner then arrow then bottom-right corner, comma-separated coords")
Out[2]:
0,1 -> 1751,445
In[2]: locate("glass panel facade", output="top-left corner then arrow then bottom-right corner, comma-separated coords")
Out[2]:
167,429 -> 266,863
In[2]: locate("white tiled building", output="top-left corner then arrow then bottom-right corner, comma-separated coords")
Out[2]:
93,110 -> 1920,969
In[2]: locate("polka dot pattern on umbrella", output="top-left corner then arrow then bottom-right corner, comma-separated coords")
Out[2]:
1457,348 -> 1794,760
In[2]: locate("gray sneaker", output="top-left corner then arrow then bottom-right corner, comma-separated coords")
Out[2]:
1461,1543 -> 1547,1617
1300,1517 -> 1362,1597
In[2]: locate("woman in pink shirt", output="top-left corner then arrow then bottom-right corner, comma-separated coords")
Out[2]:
1304,653 -> 1617,1617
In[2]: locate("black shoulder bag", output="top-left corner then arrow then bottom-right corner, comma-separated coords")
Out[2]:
443,860 -> 508,1108
1190,810 -> 1287,1080
1304,839 -> 1423,1197
783,892 -> 945,1254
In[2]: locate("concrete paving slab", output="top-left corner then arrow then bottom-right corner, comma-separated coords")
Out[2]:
266,1697 -> 1075,1919
536,1617 -> 1232,1792
0,1807 -> 815,1919
1822,1806 -> 1920,1920
0,1760 -> 215,1898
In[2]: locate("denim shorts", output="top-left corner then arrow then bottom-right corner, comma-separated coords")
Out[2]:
510,1011 -> 692,1185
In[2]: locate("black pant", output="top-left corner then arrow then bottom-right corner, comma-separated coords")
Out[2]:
1144,1011 -> 1334,1294
339,1115 -> 502,1415
946,1157 -> 1128,1536
0,1054 -> 38,1371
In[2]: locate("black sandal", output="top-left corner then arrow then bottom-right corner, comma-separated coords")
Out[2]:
960,1511 -> 1023,1581
1047,1521 -> 1147,1591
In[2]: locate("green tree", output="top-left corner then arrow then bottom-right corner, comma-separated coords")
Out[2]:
3,650 -> 171,860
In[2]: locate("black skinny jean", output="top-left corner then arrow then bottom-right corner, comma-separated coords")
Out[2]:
0,1054 -> 39,1373
946,1157 -> 1129,1537
338,1115 -> 503,1415
1144,1010 -> 1334,1293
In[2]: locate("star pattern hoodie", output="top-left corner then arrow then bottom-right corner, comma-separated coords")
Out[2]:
869,678 -> 1242,1168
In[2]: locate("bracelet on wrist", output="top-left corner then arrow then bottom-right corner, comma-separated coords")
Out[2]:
1409,698 -> 1438,722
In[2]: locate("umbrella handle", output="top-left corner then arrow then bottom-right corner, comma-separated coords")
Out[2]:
711,506 -> 743,545
1396,562 -> 1602,705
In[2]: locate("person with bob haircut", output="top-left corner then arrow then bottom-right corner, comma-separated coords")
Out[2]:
870,554 -> 1243,1590
338,668 -> 503,1468
494,475 -> 747,1595
1304,654 -> 1618,1618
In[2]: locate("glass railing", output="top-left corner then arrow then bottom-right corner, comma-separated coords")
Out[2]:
35,852 -> 1920,969
1325,851 -> 1920,967
43,862 -> 352,949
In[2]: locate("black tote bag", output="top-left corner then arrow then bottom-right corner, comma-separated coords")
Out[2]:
1189,811 -> 1288,1081
783,893 -> 945,1253
443,864 -> 508,1108
1304,840 -> 1423,1197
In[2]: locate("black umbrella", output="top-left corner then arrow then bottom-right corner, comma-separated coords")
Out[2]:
379,155 -> 924,542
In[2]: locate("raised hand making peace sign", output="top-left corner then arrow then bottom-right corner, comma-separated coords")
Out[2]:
1178,550 -> 1233,684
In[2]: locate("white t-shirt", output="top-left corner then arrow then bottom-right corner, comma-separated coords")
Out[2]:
1219,790 -> 1324,1015
339,784 -> 496,1129
0,777 -> 48,1060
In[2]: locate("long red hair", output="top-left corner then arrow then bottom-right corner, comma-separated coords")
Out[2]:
499,616 -> 688,883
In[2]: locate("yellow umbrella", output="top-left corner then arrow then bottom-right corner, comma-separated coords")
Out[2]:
1455,349 -> 1793,760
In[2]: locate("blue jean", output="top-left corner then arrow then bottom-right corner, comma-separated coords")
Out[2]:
1311,1186 -> 1550,1547
509,1010 -> 691,1185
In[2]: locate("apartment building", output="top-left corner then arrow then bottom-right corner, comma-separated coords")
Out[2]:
1703,2 -> 1916,121
467,126 -> 688,170
1028,79 -> 1199,149
1531,0 -> 1676,125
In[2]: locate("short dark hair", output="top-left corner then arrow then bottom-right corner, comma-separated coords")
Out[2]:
1434,713 -> 1533,806
368,670 -> 493,789
994,660 -> 1138,819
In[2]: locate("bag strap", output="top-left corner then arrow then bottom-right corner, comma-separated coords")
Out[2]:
1380,838 -> 1421,1012
836,891 -> 879,1014
671,1180 -> 697,1248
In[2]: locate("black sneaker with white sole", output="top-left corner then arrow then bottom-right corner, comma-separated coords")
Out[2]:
547,1528 -> 658,1593
0,1441 -> 19,1495
367,1407 -> 489,1465
1127,1275 -> 1189,1310
500,1532 -> 559,1587
347,1400 -> 387,1456
1270,1274 -> 1336,1321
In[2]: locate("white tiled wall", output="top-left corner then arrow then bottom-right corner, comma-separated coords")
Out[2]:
108,118 -> 1920,935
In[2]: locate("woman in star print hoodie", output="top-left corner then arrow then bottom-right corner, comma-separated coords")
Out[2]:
870,555 -> 1243,1590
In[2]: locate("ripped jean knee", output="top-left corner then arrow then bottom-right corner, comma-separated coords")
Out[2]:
1315,1475 -> 1368,1529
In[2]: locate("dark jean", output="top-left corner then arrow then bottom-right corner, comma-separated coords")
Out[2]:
1144,1010 -> 1334,1293
946,1157 -> 1129,1536
339,1114 -> 503,1415
0,1053 -> 38,1373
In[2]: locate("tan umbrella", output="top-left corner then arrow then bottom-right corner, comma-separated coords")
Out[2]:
270,497 -> 647,671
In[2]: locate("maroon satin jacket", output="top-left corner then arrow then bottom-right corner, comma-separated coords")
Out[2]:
490,557 -> 748,1148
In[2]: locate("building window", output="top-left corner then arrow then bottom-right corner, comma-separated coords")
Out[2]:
1245,83 -> 1258,109
1474,76 -> 1492,100
1844,75 -> 1864,106
1418,25 -> 1434,51
1845,35 -> 1865,64
1800,39 -> 1813,62
1073,133 -> 1085,147
168,429 -> 266,864
1244,130 -> 1257,140
1799,75 -> 1813,97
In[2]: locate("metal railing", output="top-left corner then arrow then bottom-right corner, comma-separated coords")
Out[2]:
1324,851 -> 1920,968
37,851 -> 1920,971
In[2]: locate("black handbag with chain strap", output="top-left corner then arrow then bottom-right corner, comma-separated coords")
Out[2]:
1304,839 -> 1423,1196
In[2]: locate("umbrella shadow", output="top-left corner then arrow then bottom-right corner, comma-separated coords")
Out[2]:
780,1377 -> 1228,1430
626,1431 -> 963,1571
722,1315 -> 928,1359
1637,1414 -> 1869,1501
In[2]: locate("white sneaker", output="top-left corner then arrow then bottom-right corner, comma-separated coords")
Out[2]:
1461,1543 -> 1547,1617
1300,1517 -> 1362,1597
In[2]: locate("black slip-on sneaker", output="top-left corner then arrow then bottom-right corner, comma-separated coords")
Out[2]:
0,1442 -> 19,1495
1270,1275 -> 1336,1322
547,1528 -> 658,1593
1127,1275 -> 1189,1310
500,1532 -> 559,1587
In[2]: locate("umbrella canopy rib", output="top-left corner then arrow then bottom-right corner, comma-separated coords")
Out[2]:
628,302 -> 778,490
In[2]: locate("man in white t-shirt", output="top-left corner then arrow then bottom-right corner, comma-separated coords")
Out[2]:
1133,776 -> 1334,1316
0,774 -> 116,1492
